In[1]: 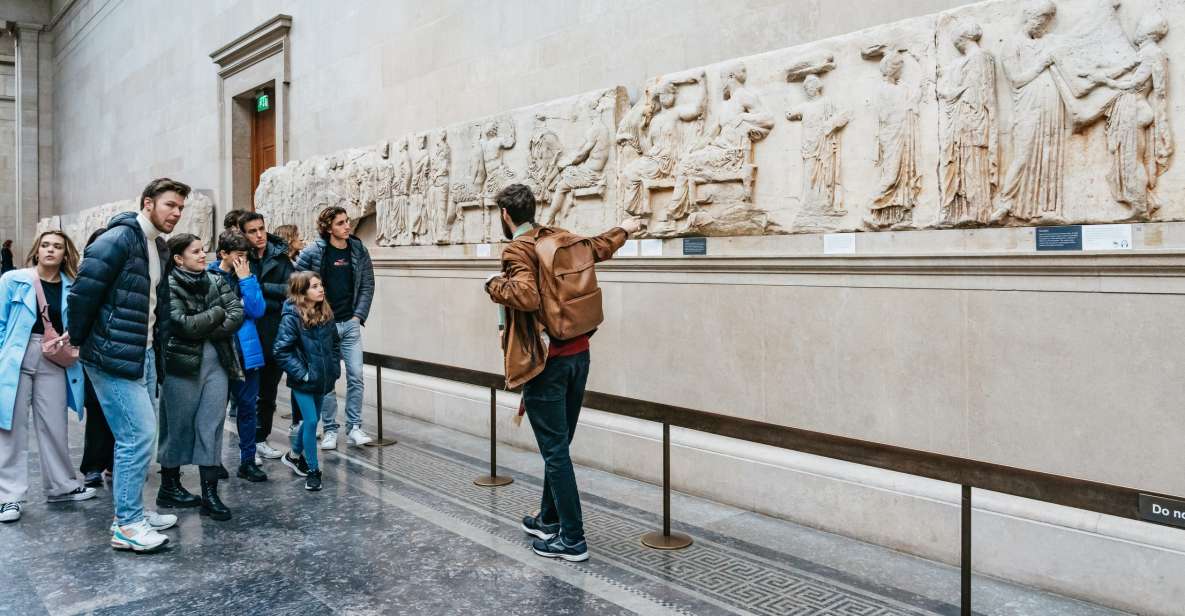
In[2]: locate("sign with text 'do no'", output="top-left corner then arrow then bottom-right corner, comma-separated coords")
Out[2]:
1140,494 -> 1185,530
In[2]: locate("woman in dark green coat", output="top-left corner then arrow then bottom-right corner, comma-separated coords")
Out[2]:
157,233 -> 243,521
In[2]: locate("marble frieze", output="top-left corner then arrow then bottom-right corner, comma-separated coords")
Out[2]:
45,0 -> 1185,247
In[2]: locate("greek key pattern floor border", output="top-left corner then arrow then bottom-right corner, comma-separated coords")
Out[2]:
335,439 -> 961,616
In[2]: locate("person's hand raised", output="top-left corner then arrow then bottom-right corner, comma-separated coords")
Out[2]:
619,217 -> 643,235
233,256 -> 251,279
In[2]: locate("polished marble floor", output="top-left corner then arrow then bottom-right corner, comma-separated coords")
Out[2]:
0,401 -> 1128,616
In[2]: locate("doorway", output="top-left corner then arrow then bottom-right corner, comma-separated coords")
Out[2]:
251,87 -> 276,203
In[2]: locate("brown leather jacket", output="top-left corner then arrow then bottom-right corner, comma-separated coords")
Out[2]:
486,225 -> 628,389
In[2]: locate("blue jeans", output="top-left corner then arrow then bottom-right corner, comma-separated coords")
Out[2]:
84,349 -> 158,527
522,351 -> 590,544
291,391 -> 321,472
320,319 -> 363,433
230,369 -> 260,463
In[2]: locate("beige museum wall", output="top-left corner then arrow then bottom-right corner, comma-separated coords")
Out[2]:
48,0 -> 974,216
370,227 -> 1185,497
357,225 -> 1185,614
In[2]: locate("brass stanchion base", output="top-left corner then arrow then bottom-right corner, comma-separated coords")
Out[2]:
640,531 -> 693,550
364,437 -> 397,447
474,475 -> 514,487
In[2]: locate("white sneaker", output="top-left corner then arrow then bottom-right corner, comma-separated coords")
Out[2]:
255,455 -> 263,466
347,427 -> 373,447
256,442 -> 284,459
111,511 -> 177,533
0,502 -> 20,523
320,431 -> 338,450
111,519 -> 169,552
145,510 -> 177,531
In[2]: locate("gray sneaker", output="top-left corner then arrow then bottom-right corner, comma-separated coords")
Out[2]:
521,515 -> 560,541
532,535 -> 589,562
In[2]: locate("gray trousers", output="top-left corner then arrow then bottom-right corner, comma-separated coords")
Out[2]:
0,335 -> 82,503
158,342 -> 228,468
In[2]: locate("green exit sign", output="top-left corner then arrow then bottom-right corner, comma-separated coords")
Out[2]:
256,94 -> 270,112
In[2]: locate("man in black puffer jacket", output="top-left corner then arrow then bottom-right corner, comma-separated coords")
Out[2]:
238,212 -> 294,459
67,178 -> 189,553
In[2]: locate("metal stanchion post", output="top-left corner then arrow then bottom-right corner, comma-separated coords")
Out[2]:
961,484 -> 972,616
474,386 -> 513,486
365,364 -> 397,447
641,422 -> 692,550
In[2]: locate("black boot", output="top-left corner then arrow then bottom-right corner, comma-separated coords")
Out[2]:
156,466 -> 200,509
237,461 -> 268,482
198,466 -> 232,521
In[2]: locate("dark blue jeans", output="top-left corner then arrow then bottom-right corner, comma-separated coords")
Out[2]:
522,351 -> 590,544
230,369 -> 260,463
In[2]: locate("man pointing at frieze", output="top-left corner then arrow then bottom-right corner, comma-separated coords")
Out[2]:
484,183 -> 640,563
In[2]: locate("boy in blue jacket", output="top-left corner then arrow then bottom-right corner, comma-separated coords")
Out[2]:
209,231 -> 268,482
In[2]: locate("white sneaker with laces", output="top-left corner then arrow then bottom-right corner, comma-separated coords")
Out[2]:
47,486 -> 97,503
0,502 -> 20,523
111,519 -> 169,552
256,442 -> 284,459
111,510 -> 176,533
347,427 -> 373,447
320,430 -> 338,450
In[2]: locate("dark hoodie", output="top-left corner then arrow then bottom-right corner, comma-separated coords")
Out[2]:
67,211 -> 170,380
249,232 -> 294,359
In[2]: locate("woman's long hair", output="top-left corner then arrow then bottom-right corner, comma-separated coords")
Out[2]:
25,231 -> 80,279
273,224 -> 301,261
288,270 -> 333,327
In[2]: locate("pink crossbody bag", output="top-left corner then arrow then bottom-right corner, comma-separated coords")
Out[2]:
26,268 -> 79,368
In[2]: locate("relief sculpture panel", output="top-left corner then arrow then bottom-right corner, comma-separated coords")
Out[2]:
231,0 -> 1184,249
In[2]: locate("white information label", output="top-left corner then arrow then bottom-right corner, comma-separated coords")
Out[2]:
640,239 -> 663,257
1082,224 -> 1133,251
475,244 -> 492,258
615,239 -> 640,257
823,233 -> 856,255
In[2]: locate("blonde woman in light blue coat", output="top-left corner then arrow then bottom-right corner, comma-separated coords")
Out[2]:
0,231 -> 94,523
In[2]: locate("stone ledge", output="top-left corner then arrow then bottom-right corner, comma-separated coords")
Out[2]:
371,251 -> 1185,295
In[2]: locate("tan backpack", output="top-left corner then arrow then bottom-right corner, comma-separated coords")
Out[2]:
533,228 -> 604,340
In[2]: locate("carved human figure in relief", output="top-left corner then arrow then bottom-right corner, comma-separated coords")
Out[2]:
542,95 -> 612,226
938,19 -> 998,226
867,52 -> 922,229
379,138 -> 411,244
1085,13 -> 1173,218
665,62 -> 774,225
617,71 -> 707,221
371,142 -> 396,233
427,130 -> 454,243
991,0 -> 1065,223
787,74 -> 849,218
474,120 -> 517,196
408,133 -> 431,243
527,113 -> 563,202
